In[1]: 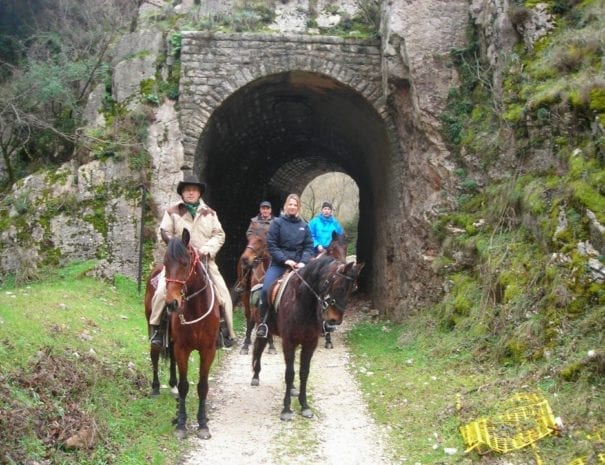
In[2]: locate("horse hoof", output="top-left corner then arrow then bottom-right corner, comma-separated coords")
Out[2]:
290,387 -> 299,397
174,428 -> 187,440
301,408 -> 314,418
151,388 -> 160,396
251,378 -> 259,387
268,347 -> 277,355
325,342 -> 333,349
280,411 -> 294,421
240,347 -> 249,355
197,427 -> 211,440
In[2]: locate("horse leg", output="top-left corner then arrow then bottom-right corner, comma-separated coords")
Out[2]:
297,342 -> 317,418
195,348 -> 216,439
173,348 -> 191,440
240,291 -> 253,355
323,321 -> 334,349
268,334 -> 277,354
150,344 -> 161,396
324,330 -> 333,349
169,344 -> 178,396
280,344 -> 296,421
251,335 -> 268,386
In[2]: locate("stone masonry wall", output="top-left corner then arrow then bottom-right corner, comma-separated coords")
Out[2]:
178,32 -> 384,166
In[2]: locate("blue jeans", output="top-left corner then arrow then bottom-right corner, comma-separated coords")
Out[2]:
261,263 -> 288,307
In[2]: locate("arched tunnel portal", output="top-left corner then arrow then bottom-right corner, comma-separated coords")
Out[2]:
192,70 -> 393,296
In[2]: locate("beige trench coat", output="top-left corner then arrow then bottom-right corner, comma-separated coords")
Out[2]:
149,200 -> 235,339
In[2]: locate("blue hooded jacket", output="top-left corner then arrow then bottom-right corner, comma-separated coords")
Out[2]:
308,214 -> 344,249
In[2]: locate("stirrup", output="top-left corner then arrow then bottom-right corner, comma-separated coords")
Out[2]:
150,329 -> 163,346
256,323 -> 268,338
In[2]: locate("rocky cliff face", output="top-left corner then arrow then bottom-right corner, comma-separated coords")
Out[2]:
0,0 -> 524,316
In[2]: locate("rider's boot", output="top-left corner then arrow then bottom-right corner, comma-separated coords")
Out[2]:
150,324 -> 163,346
256,299 -> 269,338
219,319 -> 235,348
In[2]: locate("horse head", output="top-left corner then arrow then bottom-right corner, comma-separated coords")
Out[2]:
325,231 -> 347,262
240,233 -> 269,270
164,229 -> 198,313
319,260 -> 363,326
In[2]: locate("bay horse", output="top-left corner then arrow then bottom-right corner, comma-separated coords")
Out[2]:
251,256 -> 363,420
144,229 -> 220,440
321,231 -> 347,262
317,231 -> 348,348
234,230 -> 277,355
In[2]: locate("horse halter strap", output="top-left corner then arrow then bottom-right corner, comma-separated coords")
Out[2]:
165,247 -> 216,325
165,246 -> 199,285
295,263 -> 353,311
245,244 -> 260,255
245,244 -> 267,266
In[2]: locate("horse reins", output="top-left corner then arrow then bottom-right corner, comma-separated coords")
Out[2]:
293,262 -> 354,312
233,245 -> 268,290
165,247 -> 217,325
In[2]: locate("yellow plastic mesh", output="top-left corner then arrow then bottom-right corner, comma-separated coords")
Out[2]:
568,428 -> 605,465
460,392 -> 556,455
568,455 -> 605,465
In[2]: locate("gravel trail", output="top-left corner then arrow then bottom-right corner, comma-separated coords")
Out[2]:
175,308 -> 394,465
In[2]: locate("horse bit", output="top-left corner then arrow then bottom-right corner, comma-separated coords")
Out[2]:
164,247 -> 216,325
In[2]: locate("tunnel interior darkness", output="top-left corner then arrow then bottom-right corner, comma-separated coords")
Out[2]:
193,71 -> 392,290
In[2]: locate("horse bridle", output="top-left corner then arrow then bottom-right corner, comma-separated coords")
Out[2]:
233,243 -> 268,290
165,247 -> 216,325
294,262 -> 355,315
245,244 -> 269,268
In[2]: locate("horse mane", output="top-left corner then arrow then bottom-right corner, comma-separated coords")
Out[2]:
333,232 -> 346,244
166,236 -> 189,263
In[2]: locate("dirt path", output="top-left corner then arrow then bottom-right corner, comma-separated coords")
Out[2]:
176,308 -> 394,465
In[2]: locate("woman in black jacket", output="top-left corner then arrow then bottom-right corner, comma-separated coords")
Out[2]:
256,193 -> 314,338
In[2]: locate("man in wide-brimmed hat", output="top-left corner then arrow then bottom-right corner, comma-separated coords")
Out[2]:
148,174 -> 236,347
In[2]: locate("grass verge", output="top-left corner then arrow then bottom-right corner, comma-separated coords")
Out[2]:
345,306 -> 604,465
0,261 -> 240,465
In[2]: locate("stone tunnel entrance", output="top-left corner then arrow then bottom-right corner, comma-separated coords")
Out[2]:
192,70 -> 392,292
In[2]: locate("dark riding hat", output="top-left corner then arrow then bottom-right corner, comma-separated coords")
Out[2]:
260,200 -> 272,208
322,201 -> 333,210
177,175 -> 206,196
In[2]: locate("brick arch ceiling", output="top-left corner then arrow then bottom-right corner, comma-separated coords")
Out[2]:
193,71 -> 392,288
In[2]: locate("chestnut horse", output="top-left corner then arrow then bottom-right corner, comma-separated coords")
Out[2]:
144,229 -> 220,440
251,256 -> 363,420
233,229 -> 277,355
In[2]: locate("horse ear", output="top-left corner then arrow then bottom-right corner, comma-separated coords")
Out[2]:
182,228 -> 191,246
354,262 -> 364,274
160,229 -> 170,245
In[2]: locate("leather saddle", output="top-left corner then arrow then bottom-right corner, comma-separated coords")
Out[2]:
268,270 -> 295,313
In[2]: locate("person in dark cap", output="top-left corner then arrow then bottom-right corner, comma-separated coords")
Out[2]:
232,200 -> 275,296
308,201 -> 344,255
246,200 -> 274,238
149,174 -> 236,347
